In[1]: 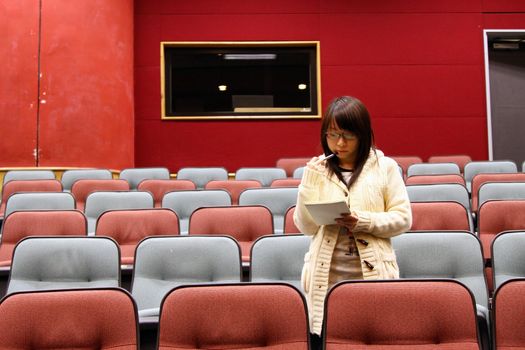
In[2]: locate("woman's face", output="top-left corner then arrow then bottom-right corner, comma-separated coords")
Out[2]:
325,123 -> 359,167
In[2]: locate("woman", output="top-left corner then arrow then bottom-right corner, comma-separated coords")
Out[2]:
294,96 -> 412,337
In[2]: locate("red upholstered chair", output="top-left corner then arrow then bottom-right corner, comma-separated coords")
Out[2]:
0,179 -> 63,218
188,205 -> 274,263
405,174 -> 466,186
276,157 -> 310,177
137,179 -> 196,207
0,210 -> 87,266
71,179 -> 129,211
391,156 -> 423,179
471,173 -> 525,215
158,283 -> 309,350
204,180 -> 262,205
477,200 -> 525,261
95,208 -> 180,265
0,288 -> 138,349
284,206 -> 301,234
324,280 -> 481,349
270,178 -> 301,187
428,155 -> 472,174
410,201 -> 472,232
493,279 -> 525,350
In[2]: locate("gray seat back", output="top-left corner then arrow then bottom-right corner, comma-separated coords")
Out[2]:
250,234 -> 310,290
84,191 -> 154,234
392,231 -> 488,309
119,167 -> 170,189
61,169 -> 113,191
238,187 -> 299,234
464,160 -> 517,192
478,182 -> 525,209
161,189 -> 231,234
293,166 -> 305,179
406,162 -> 460,177
4,192 -> 75,218
176,167 -> 228,189
492,230 -> 525,290
131,235 -> 242,316
235,167 -> 287,187
3,170 -> 55,185
7,236 -> 120,294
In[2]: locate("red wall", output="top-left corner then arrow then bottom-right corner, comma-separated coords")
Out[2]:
0,0 -> 135,169
134,0 -> 525,173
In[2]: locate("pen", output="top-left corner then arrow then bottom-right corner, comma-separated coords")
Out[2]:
320,153 -> 336,162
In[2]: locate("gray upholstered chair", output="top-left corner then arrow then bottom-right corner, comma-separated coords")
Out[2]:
60,169 -> 113,191
464,160 -> 517,192
478,182 -> 525,209
406,162 -> 461,177
492,230 -> 525,290
161,189 -> 231,234
293,166 -> 305,179
176,167 -> 228,189
84,191 -> 154,234
235,167 -> 287,187
238,187 -> 300,235
119,167 -> 170,189
131,235 -> 242,317
4,192 -> 75,218
406,183 -> 474,231
2,170 -> 55,185
250,234 -> 310,291
6,236 -> 120,294
392,231 -> 490,349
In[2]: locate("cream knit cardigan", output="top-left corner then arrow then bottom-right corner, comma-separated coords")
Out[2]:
294,149 -> 412,335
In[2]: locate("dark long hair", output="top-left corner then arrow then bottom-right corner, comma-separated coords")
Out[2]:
320,96 -> 376,188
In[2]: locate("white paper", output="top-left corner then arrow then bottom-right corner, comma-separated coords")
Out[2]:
304,200 -> 350,225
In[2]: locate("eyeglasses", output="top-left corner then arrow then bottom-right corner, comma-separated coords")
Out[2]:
325,131 -> 357,141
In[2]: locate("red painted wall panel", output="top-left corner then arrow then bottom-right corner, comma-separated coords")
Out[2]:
0,0 -> 39,166
37,0 -> 134,169
482,0 -> 525,12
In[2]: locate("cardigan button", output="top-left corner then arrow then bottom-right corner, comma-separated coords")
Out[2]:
344,192 -> 348,197
363,260 -> 374,270
357,239 -> 369,246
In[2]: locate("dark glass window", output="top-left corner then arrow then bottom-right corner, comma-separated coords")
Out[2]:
161,42 -> 320,119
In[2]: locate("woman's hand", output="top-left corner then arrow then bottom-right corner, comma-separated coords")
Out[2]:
306,154 -> 334,172
335,212 -> 358,231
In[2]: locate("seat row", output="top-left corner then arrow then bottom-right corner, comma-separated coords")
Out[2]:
2,277 -> 525,350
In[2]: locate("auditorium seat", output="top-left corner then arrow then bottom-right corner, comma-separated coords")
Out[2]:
492,230 -> 525,290
392,231 -> 489,347
0,288 -> 138,349
406,162 -> 461,177
2,169 -> 55,185
71,179 -> 130,211
0,179 -> 63,218
119,167 -> 170,189
162,189 -> 231,234
428,154 -> 472,173
270,178 -> 301,187
131,235 -> 241,317
492,278 -> 525,350
250,234 -> 310,290
284,206 -> 301,234
3,192 -> 76,220
158,283 -> 309,350
235,167 -> 287,187
0,210 -> 87,267
405,174 -> 466,186
293,166 -> 305,179
238,187 -> 298,234
410,201 -> 472,232
176,167 -> 228,189
84,191 -> 154,234
391,155 -> 423,179
137,179 -> 196,207
477,182 -> 525,214
204,179 -> 262,205
95,208 -> 180,265
324,279 -> 481,350
188,205 -> 274,263
7,236 -> 120,294
464,160 -> 517,192
471,173 -> 525,215
276,157 -> 310,177
60,168 -> 113,191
